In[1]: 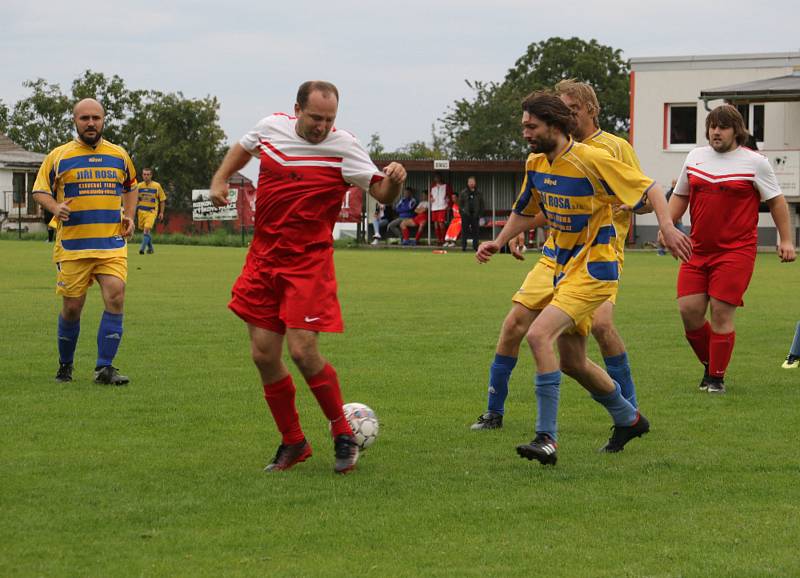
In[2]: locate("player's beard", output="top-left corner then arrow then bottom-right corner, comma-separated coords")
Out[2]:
78,127 -> 103,146
528,136 -> 558,155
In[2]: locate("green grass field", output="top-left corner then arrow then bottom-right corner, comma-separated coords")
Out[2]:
1,240 -> 799,577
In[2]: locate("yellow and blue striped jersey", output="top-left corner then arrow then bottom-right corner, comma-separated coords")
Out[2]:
136,180 -> 166,212
33,138 -> 137,263
513,139 -> 653,288
540,130 -> 642,269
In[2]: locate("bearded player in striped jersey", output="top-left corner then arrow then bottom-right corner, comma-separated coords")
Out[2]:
667,104 -> 795,394
210,81 -> 406,474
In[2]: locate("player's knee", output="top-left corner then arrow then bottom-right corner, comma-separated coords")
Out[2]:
62,301 -> 83,320
251,343 -> 280,370
526,329 -> 551,355
591,318 -> 615,345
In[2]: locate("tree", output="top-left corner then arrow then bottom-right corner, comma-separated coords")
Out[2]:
0,100 -> 9,135
367,132 -> 385,156
440,37 -> 631,159
3,71 -> 228,210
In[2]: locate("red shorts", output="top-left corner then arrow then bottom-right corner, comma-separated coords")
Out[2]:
413,213 -> 427,226
431,209 -> 446,223
228,248 -> 343,334
677,248 -> 756,306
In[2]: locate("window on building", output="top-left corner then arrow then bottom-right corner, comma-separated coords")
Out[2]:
665,104 -> 697,150
736,103 -> 765,148
12,172 -> 25,206
26,172 -> 37,215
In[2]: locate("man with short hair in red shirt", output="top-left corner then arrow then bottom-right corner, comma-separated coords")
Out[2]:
210,81 -> 406,473
668,104 -> 795,393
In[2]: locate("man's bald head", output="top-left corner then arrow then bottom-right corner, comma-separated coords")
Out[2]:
73,98 -> 105,146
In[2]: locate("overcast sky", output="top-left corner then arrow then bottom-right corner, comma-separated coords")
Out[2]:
2,0 -> 798,179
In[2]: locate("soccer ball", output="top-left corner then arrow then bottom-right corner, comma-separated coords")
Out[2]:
343,402 -> 379,450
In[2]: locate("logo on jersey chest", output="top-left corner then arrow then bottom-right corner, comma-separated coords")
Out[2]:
545,194 -> 572,209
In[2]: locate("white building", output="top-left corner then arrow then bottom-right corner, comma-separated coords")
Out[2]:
629,51 -> 800,245
0,132 -> 46,233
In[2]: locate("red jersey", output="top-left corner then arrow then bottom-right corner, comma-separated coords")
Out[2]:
239,113 -> 383,259
674,145 -> 782,254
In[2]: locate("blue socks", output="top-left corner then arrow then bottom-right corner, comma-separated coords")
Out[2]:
790,321 -> 800,357
591,381 -> 637,426
535,370 -> 561,440
487,354 -> 517,414
140,232 -> 152,252
604,352 -> 637,408
96,311 -> 123,368
57,315 -> 80,364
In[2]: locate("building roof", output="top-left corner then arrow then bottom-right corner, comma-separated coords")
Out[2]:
631,51 -> 800,72
700,72 -> 800,103
0,133 -> 46,168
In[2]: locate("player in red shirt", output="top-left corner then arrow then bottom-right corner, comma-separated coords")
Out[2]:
668,105 -> 796,393
210,81 -> 406,473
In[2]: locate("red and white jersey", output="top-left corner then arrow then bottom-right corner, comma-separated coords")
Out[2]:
240,113 -> 384,259
674,145 -> 782,253
429,183 -> 450,211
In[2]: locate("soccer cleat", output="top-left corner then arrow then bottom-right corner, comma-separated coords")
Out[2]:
370,237 -> 381,246
93,365 -> 130,386
138,249 -> 145,255
600,413 -> 650,453
698,365 -> 710,391
706,378 -> 726,394
516,433 -> 558,465
333,434 -> 359,474
55,362 -> 73,383
782,354 -> 799,369
264,439 -> 312,472
147,248 -> 154,254
470,411 -> 503,430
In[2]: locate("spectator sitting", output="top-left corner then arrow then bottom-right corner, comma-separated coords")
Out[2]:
401,192 -> 429,246
387,187 -> 417,241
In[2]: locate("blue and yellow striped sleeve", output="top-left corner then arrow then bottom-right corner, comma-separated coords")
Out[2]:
32,150 -> 58,196
512,155 -> 542,217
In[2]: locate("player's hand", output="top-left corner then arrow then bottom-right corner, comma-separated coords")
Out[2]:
158,214 -> 164,223
121,216 -> 134,239
778,241 -> 796,263
659,223 -> 692,262
383,162 -> 406,184
209,184 -> 229,207
476,241 -> 500,263
508,236 -> 526,261
55,199 -> 72,221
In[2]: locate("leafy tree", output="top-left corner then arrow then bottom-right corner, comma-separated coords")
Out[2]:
440,37 -> 630,159
3,71 -> 228,210
367,132 -> 385,156
5,79 -> 72,153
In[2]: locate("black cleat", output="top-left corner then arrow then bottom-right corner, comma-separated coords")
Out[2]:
698,364 -> 710,391
93,365 -> 130,386
470,411 -> 503,430
333,434 -> 359,474
55,362 -> 73,383
516,433 -> 558,465
139,249 -> 145,255
264,439 -> 312,472
782,354 -> 799,369
706,377 -> 726,394
600,413 -> 650,453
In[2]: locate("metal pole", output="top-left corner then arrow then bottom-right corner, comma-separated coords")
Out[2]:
18,199 -> 22,239
491,174 -> 496,240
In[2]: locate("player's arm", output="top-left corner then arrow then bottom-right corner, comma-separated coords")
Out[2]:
766,195 -> 796,262
158,187 -> 166,222
644,183 -> 691,262
476,212 -> 537,263
210,144 -> 251,207
31,154 -> 72,221
369,162 -> 406,205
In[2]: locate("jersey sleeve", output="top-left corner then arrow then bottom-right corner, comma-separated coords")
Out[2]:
32,150 -> 57,195
158,183 -> 167,202
123,151 -> 137,192
512,157 -> 542,217
591,148 -> 654,207
342,137 -> 383,191
240,117 -> 271,156
618,140 -> 642,171
754,154 -> 782,201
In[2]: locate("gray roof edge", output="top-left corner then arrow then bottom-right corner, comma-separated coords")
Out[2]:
631,51 -> 800,71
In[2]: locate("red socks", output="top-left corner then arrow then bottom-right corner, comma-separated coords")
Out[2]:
709,331 -> 736,379
307,363 -> 353,437
402,228 -> 410,240
263,375 -> 304,445
685,322 -> 711,366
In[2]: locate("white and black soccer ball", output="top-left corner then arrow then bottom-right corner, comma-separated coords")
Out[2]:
343,402 -> 379,450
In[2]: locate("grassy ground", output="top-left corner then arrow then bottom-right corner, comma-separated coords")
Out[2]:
1,240 -> 799,577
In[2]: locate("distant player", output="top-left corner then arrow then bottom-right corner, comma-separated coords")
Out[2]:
783,322 -> 800,369
476,92 -> 690,465
32,98 -> 137,385
668,104 -> 795,393
136,168 -> 166,254
210,81 -> 406,474
472,80 -> 646,431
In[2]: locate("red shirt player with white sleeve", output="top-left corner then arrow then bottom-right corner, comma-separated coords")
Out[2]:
229,113 -> 383,334
671,106 -> 795,394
